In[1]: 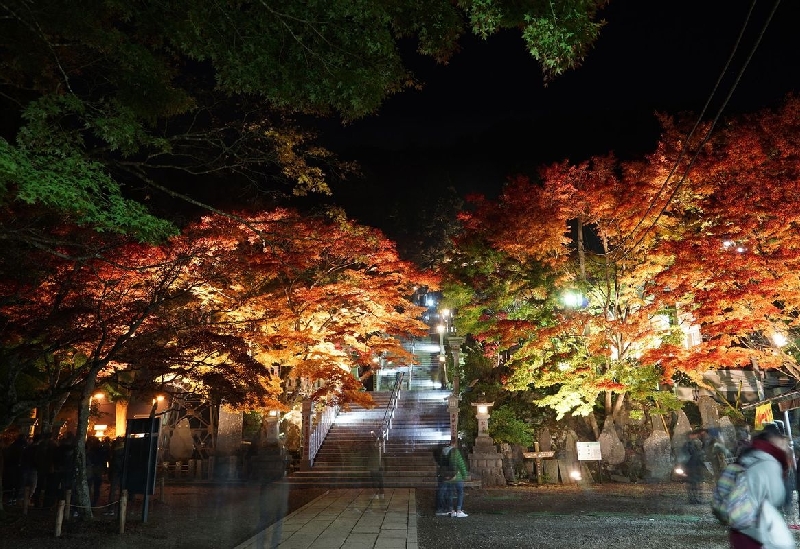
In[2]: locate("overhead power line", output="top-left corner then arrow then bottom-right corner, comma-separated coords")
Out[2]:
616,0 -> 781,261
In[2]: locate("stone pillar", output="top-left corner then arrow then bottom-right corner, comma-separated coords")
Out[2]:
215,405 -> 243,472
540,428 -> 559,484
644,415 -> 672,481
598,421 -> 625,467
448,394 -> 460,447
469,402 -> 505,486
115,401 -> 128,438
698,395 -> 720,430
672,409 -> 692,459
557,430 -> 581,483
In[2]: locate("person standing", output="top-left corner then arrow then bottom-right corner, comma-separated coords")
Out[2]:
447,442 -> 469,517
20,435 -> 38,505
4,434 -> 25,505
683,430 -> 705,504
434,444 -> 454,515
730,423 -> 794,549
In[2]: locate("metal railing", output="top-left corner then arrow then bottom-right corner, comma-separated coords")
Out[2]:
377,372 -> 405,450
306,400 -> 339,466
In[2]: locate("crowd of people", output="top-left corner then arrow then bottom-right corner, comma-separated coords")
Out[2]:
2,432 -> 125,513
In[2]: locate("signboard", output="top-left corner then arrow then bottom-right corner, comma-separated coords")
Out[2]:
576,441 -> 602,461
123,417 -> 160,495
754,403 -> 774,431
523,451 -> 555,460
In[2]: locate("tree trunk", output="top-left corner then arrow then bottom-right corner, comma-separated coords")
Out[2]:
577,219 -> 586,281
73,367 -> 101,520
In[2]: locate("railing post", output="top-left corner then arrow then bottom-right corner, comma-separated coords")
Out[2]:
300,399 -> 313,470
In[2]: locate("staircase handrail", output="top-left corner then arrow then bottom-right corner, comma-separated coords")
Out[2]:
378,372 -> 404,447
307,400 -> 339,466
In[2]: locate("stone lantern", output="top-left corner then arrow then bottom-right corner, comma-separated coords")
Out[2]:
251,409 -> 286,482
468,398 -> 505,487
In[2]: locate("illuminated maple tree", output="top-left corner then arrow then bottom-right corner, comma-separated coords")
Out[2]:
179,209 -> 436,409
448,97 -> 800,433
645,97 -> 800,382
447,158 -> 683,435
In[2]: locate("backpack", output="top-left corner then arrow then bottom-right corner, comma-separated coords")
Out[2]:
439,449 -> 456,480
711,461 -> 759,530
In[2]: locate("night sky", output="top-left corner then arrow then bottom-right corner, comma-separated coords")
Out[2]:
319,0 -> 800,231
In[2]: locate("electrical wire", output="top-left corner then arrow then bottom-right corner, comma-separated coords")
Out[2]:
615,0 -> 781,261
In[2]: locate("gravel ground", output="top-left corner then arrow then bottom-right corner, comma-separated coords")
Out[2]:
416,482 -> 734,549
1,481 -> 789,549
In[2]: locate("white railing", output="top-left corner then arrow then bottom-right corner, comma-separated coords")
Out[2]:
303,399 -> 339,467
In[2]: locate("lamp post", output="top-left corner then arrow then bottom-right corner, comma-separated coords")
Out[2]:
447,336 -> 464,446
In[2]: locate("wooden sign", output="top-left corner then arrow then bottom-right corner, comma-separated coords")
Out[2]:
523,451 -> 555,459
576,441 -> 602,461
778,398 -> 800,413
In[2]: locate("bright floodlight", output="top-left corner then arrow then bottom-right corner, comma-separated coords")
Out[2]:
436,324 -> 446,334
563,291 -> 582,308
441,308 -> 450,318
773,332 -> 788,347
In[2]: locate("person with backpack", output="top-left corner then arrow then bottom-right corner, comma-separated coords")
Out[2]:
728,423 -> 793,549
445,442 -> 469,518
434,444 -> 454,515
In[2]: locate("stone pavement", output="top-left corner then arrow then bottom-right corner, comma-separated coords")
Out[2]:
233,488 -> 418,549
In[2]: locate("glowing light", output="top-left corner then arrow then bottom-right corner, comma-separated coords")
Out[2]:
93,392 -> 104,400
268,410 -> 279,417
436,324 -> 446,334
772,332 -> 788,347
562,291 -> 586,308
477,405 -> 489,415
569,469 -> 582,481
441,309 -> 450,318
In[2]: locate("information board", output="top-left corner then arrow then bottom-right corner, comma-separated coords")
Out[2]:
576,441 -> 602,461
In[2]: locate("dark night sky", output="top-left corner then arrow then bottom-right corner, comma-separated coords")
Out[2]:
318,0 -> 800,229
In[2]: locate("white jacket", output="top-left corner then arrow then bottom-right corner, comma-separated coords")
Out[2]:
738,449 -> 792,548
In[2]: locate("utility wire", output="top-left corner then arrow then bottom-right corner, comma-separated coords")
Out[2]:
616,0 -> 780,261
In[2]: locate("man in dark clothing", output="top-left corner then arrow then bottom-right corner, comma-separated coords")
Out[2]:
684,430 -> 705,504
106,437 -> 125,515
53,432 -> 76,500
20,435 -> 39,504
35,434 -> 57,507
4,434 -> 25,505
86,436 -> 107,507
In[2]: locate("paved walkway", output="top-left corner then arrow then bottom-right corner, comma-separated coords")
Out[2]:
234,488 -> 417,549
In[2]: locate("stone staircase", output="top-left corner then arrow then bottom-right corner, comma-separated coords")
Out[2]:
284,389 -> 450,488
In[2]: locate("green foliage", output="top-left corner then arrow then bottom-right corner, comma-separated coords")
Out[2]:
0,138 -> 176,242
488,405 -> 534,447
522,0 -> 605,78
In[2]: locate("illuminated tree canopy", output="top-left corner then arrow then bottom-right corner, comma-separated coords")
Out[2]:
445,96 -> 800,427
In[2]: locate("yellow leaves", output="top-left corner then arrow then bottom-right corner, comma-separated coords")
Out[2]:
265,128 -> 332,196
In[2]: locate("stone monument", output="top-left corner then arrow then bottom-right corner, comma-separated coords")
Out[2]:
643,415 -> 672,481
469,400 -> 505,486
